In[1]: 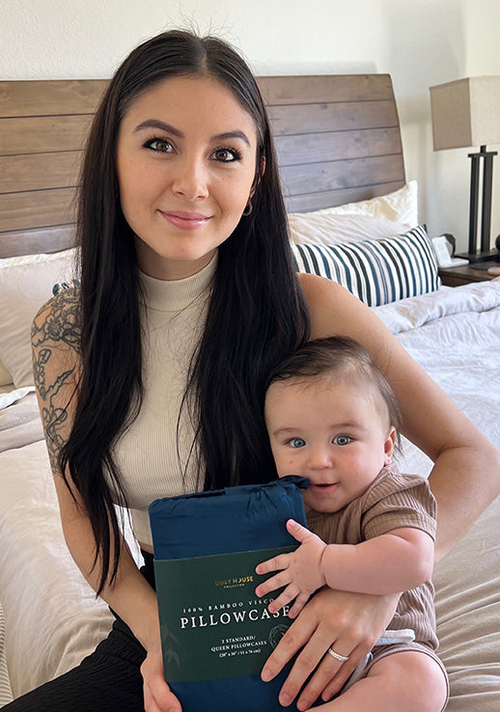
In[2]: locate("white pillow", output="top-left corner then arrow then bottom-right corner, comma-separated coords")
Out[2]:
0,359 -> 12,387
314,181 -> 418,225
0,249 -> 78,388
288,181 -> 418,247
288,213 -> 411,247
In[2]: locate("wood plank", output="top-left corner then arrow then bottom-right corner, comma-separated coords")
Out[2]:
284,181 -> 406,213
281,154 -> 405,196
257,75 -> 394,105
0,80 -> 108,118
0,115 -> 91,156
0,151 -> 81,193
274,127 -> 402,167
0,188 -> 77,232
0,225 -> 76,258
268,100 -> 398,136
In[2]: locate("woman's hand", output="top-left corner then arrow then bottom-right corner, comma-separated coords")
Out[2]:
141,645 -> 182,712
261,587 -> 399,711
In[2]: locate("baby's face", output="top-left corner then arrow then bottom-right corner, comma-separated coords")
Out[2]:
265,377 -> 395,513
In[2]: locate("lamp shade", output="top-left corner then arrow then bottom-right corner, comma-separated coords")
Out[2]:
430,76 -> 500,151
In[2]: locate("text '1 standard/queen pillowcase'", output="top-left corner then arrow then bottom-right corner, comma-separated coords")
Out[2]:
149,477 -> 308,712
292,225 -> 441,307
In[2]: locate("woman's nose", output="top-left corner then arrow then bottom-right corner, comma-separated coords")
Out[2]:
171,157 -> 209,201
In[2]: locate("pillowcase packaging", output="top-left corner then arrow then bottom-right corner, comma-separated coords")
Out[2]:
149,476 -> 309,712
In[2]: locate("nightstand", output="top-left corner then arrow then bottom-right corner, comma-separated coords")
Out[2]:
438,264 -> 498,287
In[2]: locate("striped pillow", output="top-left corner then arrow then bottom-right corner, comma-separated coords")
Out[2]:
292,225 -> 441,307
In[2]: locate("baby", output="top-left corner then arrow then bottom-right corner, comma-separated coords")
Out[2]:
255,336 -> 449,711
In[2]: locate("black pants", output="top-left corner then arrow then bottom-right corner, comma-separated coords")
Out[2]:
3,552 -> 155,711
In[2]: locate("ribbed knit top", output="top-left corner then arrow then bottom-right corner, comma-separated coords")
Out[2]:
113,255 -> 216,546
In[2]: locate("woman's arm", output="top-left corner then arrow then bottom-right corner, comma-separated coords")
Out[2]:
31,294 -> 181,712
53,477 -> 177,712
299,273 -> 500,561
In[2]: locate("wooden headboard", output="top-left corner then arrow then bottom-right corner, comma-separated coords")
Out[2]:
0,75 -> 404,258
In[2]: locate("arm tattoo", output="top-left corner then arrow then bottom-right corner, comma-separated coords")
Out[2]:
31,289 -> 81,474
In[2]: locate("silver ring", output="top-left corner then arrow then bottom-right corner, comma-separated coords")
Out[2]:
327,646 -> 349,662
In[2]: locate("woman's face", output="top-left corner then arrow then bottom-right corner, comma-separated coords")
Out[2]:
116,75 -> 259,280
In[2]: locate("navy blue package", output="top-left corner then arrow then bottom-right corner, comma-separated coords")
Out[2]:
148,476 -> 309,712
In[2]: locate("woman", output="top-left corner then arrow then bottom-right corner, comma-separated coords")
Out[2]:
9,29 -> 499,712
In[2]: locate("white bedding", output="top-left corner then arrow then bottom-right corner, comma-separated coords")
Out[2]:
0,393 -> 42,453
1,280 -> 499,708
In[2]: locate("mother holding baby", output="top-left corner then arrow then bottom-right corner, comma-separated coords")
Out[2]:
5,28 -> 499,712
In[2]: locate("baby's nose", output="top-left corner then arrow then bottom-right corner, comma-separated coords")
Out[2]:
309,448 -> 333,469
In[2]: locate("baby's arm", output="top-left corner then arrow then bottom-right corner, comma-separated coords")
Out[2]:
255,519 -> 434,617
255,519 -> 328,617
320,525 -> 434,594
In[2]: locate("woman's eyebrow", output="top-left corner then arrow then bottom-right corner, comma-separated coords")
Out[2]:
212,130 -> 251,147
133,119 -> 251,146
133,119 -> 182,136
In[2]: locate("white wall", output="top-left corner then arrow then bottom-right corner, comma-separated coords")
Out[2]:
2,0 -> 499,251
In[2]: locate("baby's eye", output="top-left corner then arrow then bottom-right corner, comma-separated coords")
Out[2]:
144,138 -> 173,153
288,437 -> 306,449
211,147 -> 241,163
333,435 -> 352,446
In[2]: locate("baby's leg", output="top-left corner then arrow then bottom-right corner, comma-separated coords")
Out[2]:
312,650 -> 448,712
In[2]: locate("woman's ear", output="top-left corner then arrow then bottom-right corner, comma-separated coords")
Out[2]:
384,426 -> 397,465
259,155 -> 266,178
250,156 -> 266,197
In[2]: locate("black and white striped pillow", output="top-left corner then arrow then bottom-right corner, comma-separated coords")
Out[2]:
292,225 -> 441,307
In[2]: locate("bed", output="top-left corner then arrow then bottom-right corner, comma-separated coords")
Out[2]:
1,75 -> 499,710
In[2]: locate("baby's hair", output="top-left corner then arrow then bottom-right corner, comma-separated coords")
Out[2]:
266,336 -> 402,448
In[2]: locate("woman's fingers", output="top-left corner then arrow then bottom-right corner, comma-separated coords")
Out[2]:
295,641 -> 366,709
262,588 -> 399,709
261,596 -> 332,706
320,643 -> 368,701
261,609 -> 315,683
276,623 -> 333,707
141,650 -> 183,712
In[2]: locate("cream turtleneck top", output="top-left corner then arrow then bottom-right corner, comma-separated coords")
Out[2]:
113,256 -> 216,546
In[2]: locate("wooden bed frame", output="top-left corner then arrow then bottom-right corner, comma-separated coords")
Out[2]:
0,75 -> 404,258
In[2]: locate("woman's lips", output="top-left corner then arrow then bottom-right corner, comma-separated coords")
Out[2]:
159,210 -> 211,230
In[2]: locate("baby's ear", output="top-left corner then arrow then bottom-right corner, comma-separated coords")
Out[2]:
384,427 -> 397,464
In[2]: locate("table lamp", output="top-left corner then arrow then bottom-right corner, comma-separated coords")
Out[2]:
429,76 -> 500,262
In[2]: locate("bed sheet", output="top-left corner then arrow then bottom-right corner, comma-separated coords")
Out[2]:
375,280 -> 500,710
0,280 -> 499,707
0,393 -> 43,453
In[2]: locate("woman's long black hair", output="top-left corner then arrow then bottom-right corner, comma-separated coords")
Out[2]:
59,30 -> 310,594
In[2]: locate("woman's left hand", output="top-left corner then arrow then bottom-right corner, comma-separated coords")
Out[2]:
260,587 -> 399,710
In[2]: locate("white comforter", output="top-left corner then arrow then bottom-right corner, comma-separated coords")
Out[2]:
1,280 -> 499,709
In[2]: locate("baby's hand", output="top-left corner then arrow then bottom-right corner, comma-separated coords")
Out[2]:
255,519 -> 327,618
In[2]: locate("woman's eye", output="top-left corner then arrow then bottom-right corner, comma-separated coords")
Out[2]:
333,435 -> 352,446
212,147 -> 240,163
288,438 -> 306,449
144,138 -> 173,153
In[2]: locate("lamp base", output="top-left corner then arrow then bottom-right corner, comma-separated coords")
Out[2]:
455,249 -> 499,263
470,260 -> 500,271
